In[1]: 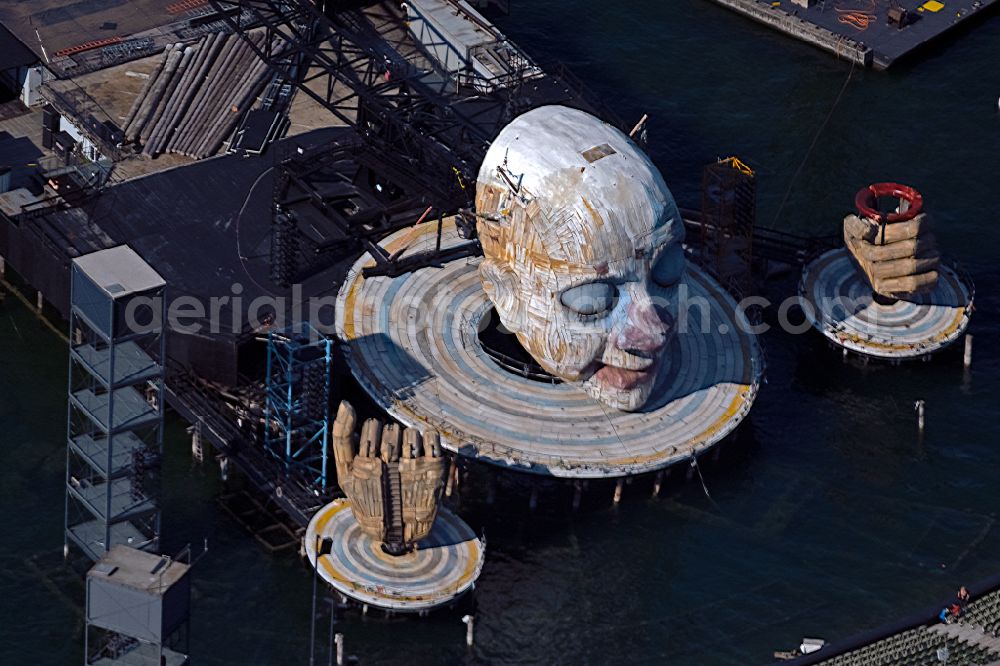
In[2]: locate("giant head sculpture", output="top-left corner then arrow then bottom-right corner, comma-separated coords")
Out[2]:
475,105 -> 685,412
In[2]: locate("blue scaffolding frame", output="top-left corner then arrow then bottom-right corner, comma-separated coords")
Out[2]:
264,322 -> 332,488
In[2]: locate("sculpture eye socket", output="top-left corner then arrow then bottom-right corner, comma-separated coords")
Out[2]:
651,244 -> 684,288
560,282 -> 619,316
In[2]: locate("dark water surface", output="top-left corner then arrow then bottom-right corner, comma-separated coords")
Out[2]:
2,2 -> 1000,664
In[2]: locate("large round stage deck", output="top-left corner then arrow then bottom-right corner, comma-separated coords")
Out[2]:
335,220 -> 764,479
799,248 -> 974,360
305,499 -> 484,612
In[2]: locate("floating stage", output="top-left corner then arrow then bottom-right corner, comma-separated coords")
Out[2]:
304,499 -> 484,612
336,220 -> 764,479
799,248 -> 973,359
706,0 -> 999,69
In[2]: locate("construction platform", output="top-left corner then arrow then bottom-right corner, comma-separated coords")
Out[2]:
706,0 -> 999,69
798,248 -> 973,359
304,499 -> 484,612
335,219 -> 764,479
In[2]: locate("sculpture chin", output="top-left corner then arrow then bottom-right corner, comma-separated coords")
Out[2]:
583,361 -> 661,412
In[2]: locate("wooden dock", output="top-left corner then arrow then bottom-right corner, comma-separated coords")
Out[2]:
799,248 -> 973,359
304,499 -> 484,612
335,220 -> 764,479
706,0 -> 998,69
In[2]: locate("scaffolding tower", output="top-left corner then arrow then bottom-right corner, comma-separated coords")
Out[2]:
64,246 -> 167,562
700,156 -> 757,296
264,322 -> 332,489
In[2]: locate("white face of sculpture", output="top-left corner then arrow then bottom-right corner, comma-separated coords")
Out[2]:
475,106 -> 685,411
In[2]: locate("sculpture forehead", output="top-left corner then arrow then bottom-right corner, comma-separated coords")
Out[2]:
477,105 -> 684,265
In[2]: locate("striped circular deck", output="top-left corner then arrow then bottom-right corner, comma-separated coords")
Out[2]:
336,220 -> 763,479
305,499 -> 484,612
799,248 -> 973,359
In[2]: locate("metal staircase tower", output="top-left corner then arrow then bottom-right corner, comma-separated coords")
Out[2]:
64,245 -> 167,561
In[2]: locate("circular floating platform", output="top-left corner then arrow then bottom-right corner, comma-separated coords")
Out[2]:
305,499 -> 484,612
335,220 -> 763,479
799,248 -> 973,359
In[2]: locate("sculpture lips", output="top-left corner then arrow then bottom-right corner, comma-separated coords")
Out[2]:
594,362 -> 657,390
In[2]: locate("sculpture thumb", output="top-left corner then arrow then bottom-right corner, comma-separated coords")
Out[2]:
332,400 -> 357,467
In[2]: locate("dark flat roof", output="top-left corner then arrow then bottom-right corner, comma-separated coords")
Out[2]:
0,0 -> 174,64
0,23 -> 38,71
40,127 -> 350,333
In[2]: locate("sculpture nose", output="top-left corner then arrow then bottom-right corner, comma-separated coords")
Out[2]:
613,297 -> 671,356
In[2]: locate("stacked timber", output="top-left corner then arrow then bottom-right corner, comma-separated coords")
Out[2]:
121,31 -> 277,159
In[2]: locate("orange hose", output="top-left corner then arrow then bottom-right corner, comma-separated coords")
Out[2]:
835,0 -> 878,30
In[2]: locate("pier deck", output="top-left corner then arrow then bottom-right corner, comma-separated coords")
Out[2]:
707,0 -> 998,69
305,499 -> 484,612
798,248 -> 973,359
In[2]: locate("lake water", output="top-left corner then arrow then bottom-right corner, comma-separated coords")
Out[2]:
2,2 -> 1000,664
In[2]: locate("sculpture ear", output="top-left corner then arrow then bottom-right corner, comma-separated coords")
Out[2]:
479,259 -> 519,318
475,218 -> 507,257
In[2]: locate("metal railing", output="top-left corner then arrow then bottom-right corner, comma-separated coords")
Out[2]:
478,342 -> 562,384
40,85 -> 124,162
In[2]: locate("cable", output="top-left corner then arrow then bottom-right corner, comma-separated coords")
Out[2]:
592,389 -> 632,462
771,56 -> 857,227
235,164 -> 279,298
691,454 -> 722,511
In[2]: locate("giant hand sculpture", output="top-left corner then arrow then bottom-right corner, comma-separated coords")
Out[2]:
844,184 -> 940,299
332,400 -> 448,553
475,105 -> 685,412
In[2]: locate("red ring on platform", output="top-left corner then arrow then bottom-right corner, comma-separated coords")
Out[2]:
855,183 -> 924,223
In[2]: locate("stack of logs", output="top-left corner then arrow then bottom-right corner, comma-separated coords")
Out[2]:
121,31 -> 276,159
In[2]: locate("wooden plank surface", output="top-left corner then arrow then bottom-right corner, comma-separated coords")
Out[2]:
305,499 -> 484,611
336,220 -> 764,478
799,248 -> 973,359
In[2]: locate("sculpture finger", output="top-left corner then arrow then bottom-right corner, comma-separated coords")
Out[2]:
381,423 -> 402,463
402,428 -> 422,459
423,430 -> 442,457
332,400 -> 357,466
360,418 -> 383,459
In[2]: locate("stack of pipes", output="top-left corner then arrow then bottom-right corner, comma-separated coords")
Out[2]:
121,30 -> 280,160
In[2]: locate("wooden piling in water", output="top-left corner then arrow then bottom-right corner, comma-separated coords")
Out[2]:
652,470 -> 664,497
463,615 -> 475,647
